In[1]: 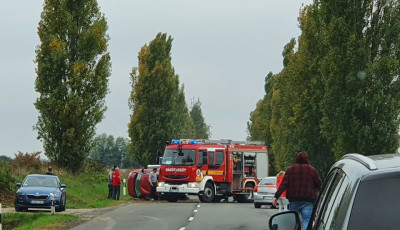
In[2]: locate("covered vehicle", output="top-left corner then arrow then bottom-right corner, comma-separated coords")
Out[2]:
15,174 -> 67,212
253,176 -> 276,208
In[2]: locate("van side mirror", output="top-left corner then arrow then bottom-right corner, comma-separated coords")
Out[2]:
268,211 -> 302,230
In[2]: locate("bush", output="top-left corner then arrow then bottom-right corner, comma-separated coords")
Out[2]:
80,159 -> 108,183
0,161 -> 15,191
11,152 -> 43,176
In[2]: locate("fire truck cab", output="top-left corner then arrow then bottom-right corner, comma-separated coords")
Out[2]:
156,139 -> 269,202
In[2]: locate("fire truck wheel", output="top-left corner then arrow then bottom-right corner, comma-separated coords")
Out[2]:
212,196 -> 222,202
234,195 -> 246,203
165,196 -> 179,202
199,182 -> 215,203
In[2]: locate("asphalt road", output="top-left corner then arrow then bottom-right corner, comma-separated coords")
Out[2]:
2,197 -> 278,230
69,197 -> 278,230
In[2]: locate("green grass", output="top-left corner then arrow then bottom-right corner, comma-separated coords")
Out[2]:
2,213 -> 78,230
59,173 -> 131,208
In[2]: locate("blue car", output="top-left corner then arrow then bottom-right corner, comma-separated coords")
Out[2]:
15,174 -> 67,212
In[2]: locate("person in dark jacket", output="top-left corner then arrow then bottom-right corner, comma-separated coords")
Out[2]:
107,167 -> 115,199
45,166 -> 54,175
272,152 -> 321,230
149,168 -> 158,201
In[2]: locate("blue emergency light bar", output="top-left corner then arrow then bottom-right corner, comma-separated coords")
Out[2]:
171,139 -> 199,145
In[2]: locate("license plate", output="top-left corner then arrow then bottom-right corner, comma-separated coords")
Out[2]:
31,200 -> 44,204
263,196 -> 269,200
170,187 -> 178,192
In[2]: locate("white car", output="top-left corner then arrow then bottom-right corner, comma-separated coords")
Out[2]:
253,176 -> 277,208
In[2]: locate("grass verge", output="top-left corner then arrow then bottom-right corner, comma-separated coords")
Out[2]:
2,213 -> 78,230
59,172 -> 131,209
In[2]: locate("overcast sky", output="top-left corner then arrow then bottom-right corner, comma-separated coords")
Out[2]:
0,0 -> 312,158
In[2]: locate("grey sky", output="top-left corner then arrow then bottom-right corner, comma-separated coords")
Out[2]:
0,0 -> 312,158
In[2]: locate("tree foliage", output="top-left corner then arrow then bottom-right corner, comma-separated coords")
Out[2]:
190,98 -> 211,139
89,134 -> 137,169
128,33 -> 194,166
34,0 -> 111,172
0,155 -> 12,162
248,0 -> 400,177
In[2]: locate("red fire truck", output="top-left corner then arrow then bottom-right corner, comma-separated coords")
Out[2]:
156,139 -> 269,202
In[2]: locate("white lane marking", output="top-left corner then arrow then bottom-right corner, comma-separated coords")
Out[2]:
197,204 -> 200,208
188,217 -> 194,221
179,228 -> 185,230
194,209 -> 198,213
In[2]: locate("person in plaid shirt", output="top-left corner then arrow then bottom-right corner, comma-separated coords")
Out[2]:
272,152 -> 321,230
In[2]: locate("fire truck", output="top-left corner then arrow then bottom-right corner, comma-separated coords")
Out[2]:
156,139 -> 269,202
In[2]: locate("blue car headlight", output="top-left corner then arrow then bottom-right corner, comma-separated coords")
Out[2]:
53,192 -> 62,198
16,191 -> 26,196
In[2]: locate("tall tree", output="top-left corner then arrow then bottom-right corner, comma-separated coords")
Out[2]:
89,134 -> 135,168
249,0 -> 400,178
34,0 -> 111,172
176,87 -> 196,139
128,33 -> 191,166
317,0 -> 400,159
247,72 -> 277,175
190,98 -> 211,139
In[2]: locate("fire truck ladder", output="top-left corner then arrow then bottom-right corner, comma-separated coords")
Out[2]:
199,139 -> 264,146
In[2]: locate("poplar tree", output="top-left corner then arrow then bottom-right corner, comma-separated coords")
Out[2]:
128,33 -> 192,166
34,0 -> 110,172
190,99 -> 211,139
249,0 -> 400,177
318,0 -> 400,159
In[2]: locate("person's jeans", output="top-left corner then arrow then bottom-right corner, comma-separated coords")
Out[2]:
108,184 -> 113,199
113,186 -> 120,200
289,201 -> 313,230
150,184 -> 157,199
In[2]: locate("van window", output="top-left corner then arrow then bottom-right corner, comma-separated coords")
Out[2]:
322,172 -> 351,229
348,177 -> 400,229
311,170 -> 337,229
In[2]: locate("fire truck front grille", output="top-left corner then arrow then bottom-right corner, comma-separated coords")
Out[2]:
164,175 -> 188,179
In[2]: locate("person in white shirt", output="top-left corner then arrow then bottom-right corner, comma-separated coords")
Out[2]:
149,168 -> 158,200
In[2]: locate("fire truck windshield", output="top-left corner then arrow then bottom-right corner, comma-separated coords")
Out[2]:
161,149 -> 196,166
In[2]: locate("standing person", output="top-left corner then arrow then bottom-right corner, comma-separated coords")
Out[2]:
149,168 -> 158,201
276,171 -> 289,212
272,152 -> 321,230
45,166 -> 54,175
112,165 -> 121,200
107,167 -> 115,199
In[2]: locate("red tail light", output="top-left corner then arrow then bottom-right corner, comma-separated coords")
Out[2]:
254,186 -> 258,192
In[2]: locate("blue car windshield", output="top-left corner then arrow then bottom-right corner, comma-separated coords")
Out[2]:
23,176 -> 58,187
162,149 -> 196,166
